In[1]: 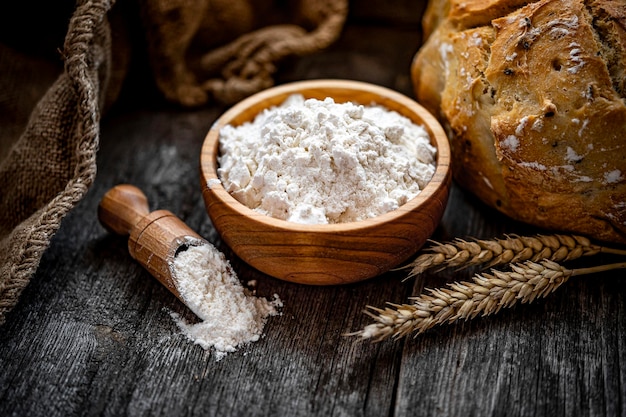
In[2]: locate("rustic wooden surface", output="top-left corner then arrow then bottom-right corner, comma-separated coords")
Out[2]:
2,3 -> 626,417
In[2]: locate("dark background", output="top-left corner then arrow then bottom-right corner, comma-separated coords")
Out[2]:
1,1 -> 625,416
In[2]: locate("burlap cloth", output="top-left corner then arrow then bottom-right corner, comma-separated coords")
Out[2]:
0,0 -> 348,325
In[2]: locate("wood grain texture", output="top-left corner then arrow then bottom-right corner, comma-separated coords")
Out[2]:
200,80 -> 451,285
1,12 -> 626,417
98,184 -> 152,235
98,184 -> 208,302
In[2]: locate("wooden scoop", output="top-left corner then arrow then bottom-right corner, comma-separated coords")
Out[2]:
98,184 -> 206,302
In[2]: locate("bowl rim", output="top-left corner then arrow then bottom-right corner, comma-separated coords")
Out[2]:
200,79 -> 451,233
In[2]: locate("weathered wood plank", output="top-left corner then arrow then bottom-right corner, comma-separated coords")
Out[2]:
0,23 -> 422,417
392,188 -> 626,417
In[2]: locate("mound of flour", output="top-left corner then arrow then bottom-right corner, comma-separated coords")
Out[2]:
218,94 -> 436,224
170,243 -> 282,361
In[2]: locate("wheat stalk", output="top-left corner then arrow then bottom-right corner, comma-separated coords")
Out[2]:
402,234 -> 626,278
354,260 -> 626,342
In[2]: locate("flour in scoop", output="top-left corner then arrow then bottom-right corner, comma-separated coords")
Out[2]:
218,94 -> 437,224
170,243 -> 282,361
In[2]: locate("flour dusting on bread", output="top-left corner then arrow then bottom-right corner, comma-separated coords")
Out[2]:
412,0 -> 626,243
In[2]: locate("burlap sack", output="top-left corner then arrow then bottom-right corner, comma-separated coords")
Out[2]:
0,0 -> 113,325
0,0 -> 347,325
141,0 -> 348,107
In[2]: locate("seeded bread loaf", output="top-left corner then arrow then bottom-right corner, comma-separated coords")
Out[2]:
412,0 -> 626,243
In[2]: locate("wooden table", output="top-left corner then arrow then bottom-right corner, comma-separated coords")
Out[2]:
2,4 -> 625,416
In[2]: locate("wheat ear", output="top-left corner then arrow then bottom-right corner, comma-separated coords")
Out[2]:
354,260 -> 626,342
402,234 -> 626,277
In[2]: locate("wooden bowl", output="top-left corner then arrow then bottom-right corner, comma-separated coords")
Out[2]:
199,79 -> 451,285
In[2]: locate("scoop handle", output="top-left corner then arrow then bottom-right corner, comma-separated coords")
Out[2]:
98,184 -> 206,305
98,184 -> 151,235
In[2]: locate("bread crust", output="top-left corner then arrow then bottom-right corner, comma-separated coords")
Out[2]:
413,0 -> 626,243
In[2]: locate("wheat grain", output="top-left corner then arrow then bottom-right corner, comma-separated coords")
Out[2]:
402,234 -> 625,277
355,260 -> 626,342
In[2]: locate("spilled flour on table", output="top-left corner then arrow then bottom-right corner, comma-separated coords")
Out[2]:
170,243 -> 282,361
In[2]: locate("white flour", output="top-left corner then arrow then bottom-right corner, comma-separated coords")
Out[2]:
170,243 -> 282,361
218,94 -> 437,224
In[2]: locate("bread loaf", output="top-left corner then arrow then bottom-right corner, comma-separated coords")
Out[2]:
412,0 -> 626,244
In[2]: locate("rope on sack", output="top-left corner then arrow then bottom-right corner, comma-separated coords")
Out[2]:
201,0 -> 348,104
